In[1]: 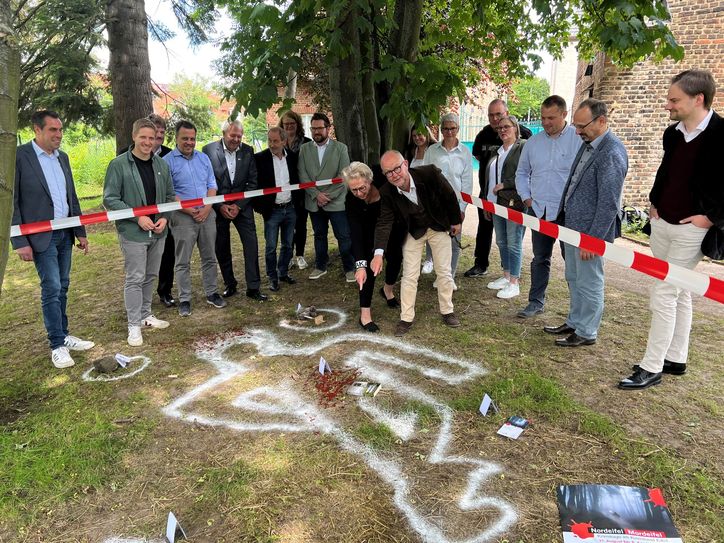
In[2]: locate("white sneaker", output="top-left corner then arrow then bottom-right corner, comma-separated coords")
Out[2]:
497,282 -> 520,299
421,260 -> 434,274
487,276 -> 509,290
128,325 -> 143,347
142,315 -> 170,329
64,335 -> 95,351
51,346 -> 75,368
296,256 -> 308,270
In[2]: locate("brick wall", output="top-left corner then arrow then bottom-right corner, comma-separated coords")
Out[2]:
265,84 -> 334,137
574,0 -> 724,206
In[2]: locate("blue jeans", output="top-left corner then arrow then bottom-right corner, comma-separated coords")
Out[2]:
309,209 -> 354,272
564,245 -> 605,340
492,214 -> 526,278
33,230 -> 73,349
528,208 -> 564,309
264,204 -> 296,280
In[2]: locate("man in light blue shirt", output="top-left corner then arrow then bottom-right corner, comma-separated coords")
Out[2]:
164,120 -> 224,316
12,110 -> 95,369
515,96 -> 581,318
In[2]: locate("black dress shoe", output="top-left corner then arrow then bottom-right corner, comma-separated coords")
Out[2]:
555,333 -> 596,347
159,293 -> 176,307
222,285 -> 238,298
544,323 -> 575,335
269,280 -> 280,292
279,275 -> 296,285
619,367 -> 662,390
359,319 -> 380,332
246,289 -> 268,301
631,360 -> 687,376
379,287 -> 400,308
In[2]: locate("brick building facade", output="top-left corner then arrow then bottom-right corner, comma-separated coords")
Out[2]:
573,0 -> 723,206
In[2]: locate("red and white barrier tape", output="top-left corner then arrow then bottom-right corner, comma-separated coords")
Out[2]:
460,193 -> 724,305
8,177 -> 723,305
9,177 -> 343,238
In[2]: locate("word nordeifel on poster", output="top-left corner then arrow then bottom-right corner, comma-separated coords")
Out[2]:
557,484 -> 682,542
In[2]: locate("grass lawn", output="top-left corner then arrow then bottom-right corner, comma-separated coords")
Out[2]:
1,210 -> 722,542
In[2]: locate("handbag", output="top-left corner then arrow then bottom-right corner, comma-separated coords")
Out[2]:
701,226 -> 724,260
493,155 -> 525,211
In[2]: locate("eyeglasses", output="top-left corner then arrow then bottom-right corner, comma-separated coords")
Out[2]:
441,126 -> 458,132
310,125 -> 327,132
573,116 -> 600,130
498,125 -> 514,132
382,163 -> 405,177
349,185 -> 368,194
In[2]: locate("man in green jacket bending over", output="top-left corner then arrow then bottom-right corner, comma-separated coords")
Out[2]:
104,118 -> 176,347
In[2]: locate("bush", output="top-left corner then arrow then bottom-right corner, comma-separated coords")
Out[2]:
64,137 -> 116,199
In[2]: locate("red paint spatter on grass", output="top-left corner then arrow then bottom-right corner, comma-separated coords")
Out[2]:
306,366 -> 361,408
569,520 -> 594,539
644,487 -> 667,508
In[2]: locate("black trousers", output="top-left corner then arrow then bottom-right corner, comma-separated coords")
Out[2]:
473,205 -> 494,270
293,198 -> 308,256
215,206 -> 261,290
359,225 -> 404,308
156,230 -> 175,296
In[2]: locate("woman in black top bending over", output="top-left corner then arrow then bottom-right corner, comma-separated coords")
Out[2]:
343,162 -> 405,332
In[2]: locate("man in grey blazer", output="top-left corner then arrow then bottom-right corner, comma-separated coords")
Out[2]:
298,112 -> 354,281
202,120 -> 267,301
11,110 -> 95,369
544,99 -> 627,347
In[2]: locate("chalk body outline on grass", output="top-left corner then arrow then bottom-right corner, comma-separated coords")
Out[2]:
161,311 -> 517,543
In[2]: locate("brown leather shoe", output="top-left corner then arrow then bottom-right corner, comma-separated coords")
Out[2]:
395,320 -> 413,336
442,313 -> 461,327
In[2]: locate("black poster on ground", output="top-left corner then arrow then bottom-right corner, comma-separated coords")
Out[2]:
557,484 -> 682,542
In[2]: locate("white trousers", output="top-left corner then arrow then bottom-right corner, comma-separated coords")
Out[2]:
639,217 -> 708,373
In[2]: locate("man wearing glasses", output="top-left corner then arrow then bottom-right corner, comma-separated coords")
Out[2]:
544,99 -> 627,348
371,151 -> 463,336
297,112 -> 354,282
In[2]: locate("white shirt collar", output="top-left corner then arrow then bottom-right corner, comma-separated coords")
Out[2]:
32,140 -> 59,158
676,108 -> 714,139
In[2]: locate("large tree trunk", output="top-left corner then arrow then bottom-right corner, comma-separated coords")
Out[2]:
0,0 -> 20,293
360,23 -> 380,165
106,0 -> 153,154
328,4 -> 366,162
284,68 -> 297,99
382,0 -> 424,152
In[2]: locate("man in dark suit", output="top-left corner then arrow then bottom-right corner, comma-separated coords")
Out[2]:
12,110 -> 95,369
620,69 -> 723,390
202,120 -> 267,301
253,127 -> 299,291
545,99 -> 627,347
371,151 -> 463,336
